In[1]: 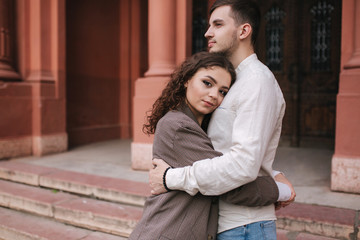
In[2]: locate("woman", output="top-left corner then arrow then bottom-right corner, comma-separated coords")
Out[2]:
129,52 -> 279,240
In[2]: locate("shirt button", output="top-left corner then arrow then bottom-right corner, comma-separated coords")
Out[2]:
208,234 -> 214,240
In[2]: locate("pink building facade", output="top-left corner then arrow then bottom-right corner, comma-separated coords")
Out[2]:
330,0 -> 360,194
0,0 -> 359,194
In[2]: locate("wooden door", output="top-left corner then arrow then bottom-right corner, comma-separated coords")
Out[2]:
254,0 -> 341,148
194,0 -> 341,148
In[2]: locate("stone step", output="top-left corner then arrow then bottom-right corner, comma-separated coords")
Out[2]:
277,229 -> 343,240
0,180 -> 143,237
276,202 -> 359,239
0,206 -> 128,240
0,204 -> 352,240
0,161 -> 150,207
0,161 -> 358,239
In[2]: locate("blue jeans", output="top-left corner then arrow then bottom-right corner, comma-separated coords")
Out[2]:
217,220 -> 277,240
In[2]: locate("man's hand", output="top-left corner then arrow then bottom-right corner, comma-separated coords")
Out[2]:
149,159 -> 171,195
274,173 -> 296,209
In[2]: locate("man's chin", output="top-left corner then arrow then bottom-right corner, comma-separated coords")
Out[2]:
209,48 -> 220,53
209,48 -> 228,56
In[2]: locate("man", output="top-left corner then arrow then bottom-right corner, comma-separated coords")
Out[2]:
150,0 -> 295,239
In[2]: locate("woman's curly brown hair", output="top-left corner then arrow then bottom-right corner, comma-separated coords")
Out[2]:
143,51 -> 236,135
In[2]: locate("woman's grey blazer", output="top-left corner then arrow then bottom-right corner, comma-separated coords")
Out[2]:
129,105 -> 278,240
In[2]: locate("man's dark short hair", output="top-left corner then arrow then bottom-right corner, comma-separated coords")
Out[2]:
210,0 -> 261,46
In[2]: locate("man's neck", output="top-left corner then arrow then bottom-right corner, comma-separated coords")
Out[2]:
229,45 -> 255,68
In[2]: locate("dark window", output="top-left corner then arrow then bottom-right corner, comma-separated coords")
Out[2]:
265,6 -> 285,72
192,0 -> 208,54
310,0 -> 334,71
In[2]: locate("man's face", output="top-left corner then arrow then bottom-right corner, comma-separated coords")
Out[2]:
205,5 -> 239,55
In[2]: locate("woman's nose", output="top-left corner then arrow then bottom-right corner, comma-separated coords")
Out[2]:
208,88 -> 218,98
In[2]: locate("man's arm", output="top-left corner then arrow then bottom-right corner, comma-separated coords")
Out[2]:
150,159 -> 295,210
150,159 -> 281,207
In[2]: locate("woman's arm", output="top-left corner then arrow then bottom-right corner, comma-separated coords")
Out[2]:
220,176 -> 279,207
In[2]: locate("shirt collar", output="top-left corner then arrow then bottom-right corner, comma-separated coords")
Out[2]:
235,53 -> 258,75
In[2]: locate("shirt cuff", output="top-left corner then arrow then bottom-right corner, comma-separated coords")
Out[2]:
276,181 -> 292,201
272,170 -> 284,177
165,167 -> 198,196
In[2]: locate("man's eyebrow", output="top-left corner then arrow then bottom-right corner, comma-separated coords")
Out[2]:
210,19 -> 224,24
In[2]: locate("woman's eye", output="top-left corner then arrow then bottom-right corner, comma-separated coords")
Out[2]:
219,90 -> 228,97
203,80 -> 212,87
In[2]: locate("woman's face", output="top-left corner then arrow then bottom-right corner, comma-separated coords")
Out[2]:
185,66 -> 231,124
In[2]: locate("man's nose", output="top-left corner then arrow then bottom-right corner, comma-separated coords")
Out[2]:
204,27 -> 212,38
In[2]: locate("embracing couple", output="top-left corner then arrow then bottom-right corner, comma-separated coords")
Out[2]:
130,0 -> 296,239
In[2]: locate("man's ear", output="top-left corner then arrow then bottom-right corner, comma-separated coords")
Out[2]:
238,23 -> 252,40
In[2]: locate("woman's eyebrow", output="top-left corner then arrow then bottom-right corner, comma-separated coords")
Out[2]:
205,75 -> 230,89
205,75 -> 216,83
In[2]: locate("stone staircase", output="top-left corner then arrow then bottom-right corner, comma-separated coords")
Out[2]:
0,161 -> 149,240
0,160 -> 358,240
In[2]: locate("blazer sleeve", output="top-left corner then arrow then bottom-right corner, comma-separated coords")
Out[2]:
220,176 -> 279,207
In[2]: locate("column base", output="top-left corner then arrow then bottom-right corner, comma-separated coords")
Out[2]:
32,133 -> 68,156
0,136 -> 32,159
0,63 -> 21,80
131,142 -> 153,171
331,155 -> 360,194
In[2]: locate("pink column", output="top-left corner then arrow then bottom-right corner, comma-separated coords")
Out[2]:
131,0 -> 176,170
145,0 -> 176,77
331,0 -> 360,194
0,0 -> 20,80
19,0 -> 67,156
176,0 -> 192,65
343,0 -> 360,69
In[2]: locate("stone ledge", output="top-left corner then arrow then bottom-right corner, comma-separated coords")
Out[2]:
0,206 -> 91,240
39,168 -> 150,206
0,180 -> 143,238
0,137 -> 32,160
277,229 -> 342,240
0,161 -> 150,206
331,155 -> 360,194
32,133 -> 68,156
54,197 -> 142,237
276,202 -> 358,239
0,179 -> 76,217
0,206 -> 128,239
131,142 -> 153,170
0,161 -> 55,185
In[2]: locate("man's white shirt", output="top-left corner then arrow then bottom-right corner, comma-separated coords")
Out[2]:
166,54 -> 286,232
